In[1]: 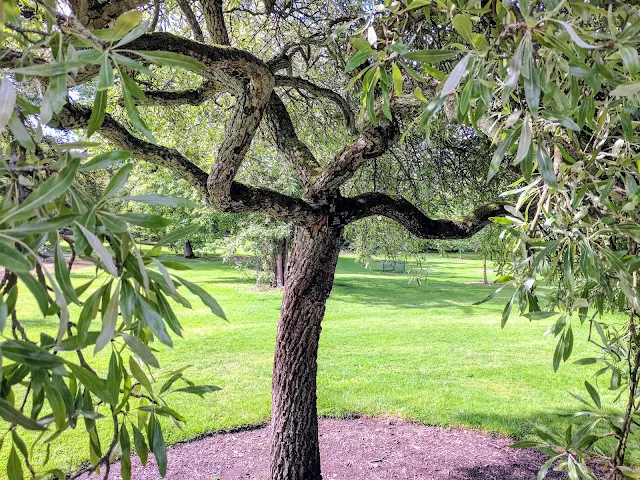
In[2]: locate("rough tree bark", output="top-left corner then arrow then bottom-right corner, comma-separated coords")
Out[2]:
271,225 -> 343,480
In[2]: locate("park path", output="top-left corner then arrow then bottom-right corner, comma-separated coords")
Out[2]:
85,417 -> 607,479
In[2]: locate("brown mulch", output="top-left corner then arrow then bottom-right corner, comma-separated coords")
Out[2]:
87,417 -> 606,480
0,257 -> 93,279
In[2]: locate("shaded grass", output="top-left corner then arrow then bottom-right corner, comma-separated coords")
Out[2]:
2,252 -> 630,476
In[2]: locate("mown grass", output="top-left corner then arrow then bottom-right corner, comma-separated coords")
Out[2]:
3,252 -> 635,475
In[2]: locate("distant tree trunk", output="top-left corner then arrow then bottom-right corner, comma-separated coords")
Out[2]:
183,239 -> 196,258
274,238 -> 288,288
483,256 -> 488,284
458,248 -> 462,259
270,225 -> 343,480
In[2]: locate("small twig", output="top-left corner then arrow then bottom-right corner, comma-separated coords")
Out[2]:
149,0 -> 160,32
69,415 -> 119,480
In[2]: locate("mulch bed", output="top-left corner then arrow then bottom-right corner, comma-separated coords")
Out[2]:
87,417 -> 606,480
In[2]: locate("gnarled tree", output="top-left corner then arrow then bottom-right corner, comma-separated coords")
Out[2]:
4,1 -> 505,478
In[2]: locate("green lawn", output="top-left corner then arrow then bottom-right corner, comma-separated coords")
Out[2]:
3,252 -> 633,475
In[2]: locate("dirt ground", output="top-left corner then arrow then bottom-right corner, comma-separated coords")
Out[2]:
0,256 -> 93,279
86,417 -> 606,480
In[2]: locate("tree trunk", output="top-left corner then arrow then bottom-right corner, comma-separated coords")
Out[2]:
270,225 -> 343,480
183,239 -> 196,259
483,256 -> 488,284
274,239 -> 288,288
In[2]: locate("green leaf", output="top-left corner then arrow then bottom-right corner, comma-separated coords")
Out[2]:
553,335 -> 564,372
0,295 -> 7,332
536,143 -> 557,188
134,51 -> 205,72
2,339 -> 64,368
54,238 -> 79,303
103,162 -> 134,199
0,76 -> 17,133
488,128 -> 518,181
129,356 -> 153,393
402,50 -> 459,63
122,82 -> 156,143
119,69 -> 146,100
124,194 -> 197,208
121,421 -> 132,480
452,14 -> 473,43
150,415 -> 167,477
65,362 -> 115,405
584,381 -> 601,409
472,33 -> 489,53
157,260 -> 191,270
157,225 -> 199,246
7,114 -> 35,152
4,215 -> 76,237
524,64 -> 540,115
176,275 -> 227,320
114,21 -> 150,48
120,213 -> 172,229
80,150 -> 131,172
551,20 -> 596,49
44,377 -> 66,429
610,82 -> 640,97
112,11 -> 143,40
111,53 -> 154,76
502,35 -> 525,103
0,241 -> 32,273
12,60 -> 92,76
77,287 -> 103,345
11,432 -> 29,469
473,284 -> 507,305
440,53 -> 472,96
48,74 -> 67,114
135,294 -> 172,346
172,385 -> 220,395
116,279 -> 134,325
95,282 -> 120,354
132,424 -> 149,466
5,157 -> 80,222
514,115 -> 532,165
617,466 -> 640,479
107,350 -> 122,402
87,89 -> 107,137
619,45 -> 639,75
121,333 -> 160,368
350,38 -> 372,51
509,440 -> 539,448
0,397 -> 45,430
345,50 -> 372,73
7,446 -> 23,480
392,63 -> 403,96
75,223 -> 118,276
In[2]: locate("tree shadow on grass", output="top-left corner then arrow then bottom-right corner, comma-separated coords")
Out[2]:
329,277 -> 508,312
